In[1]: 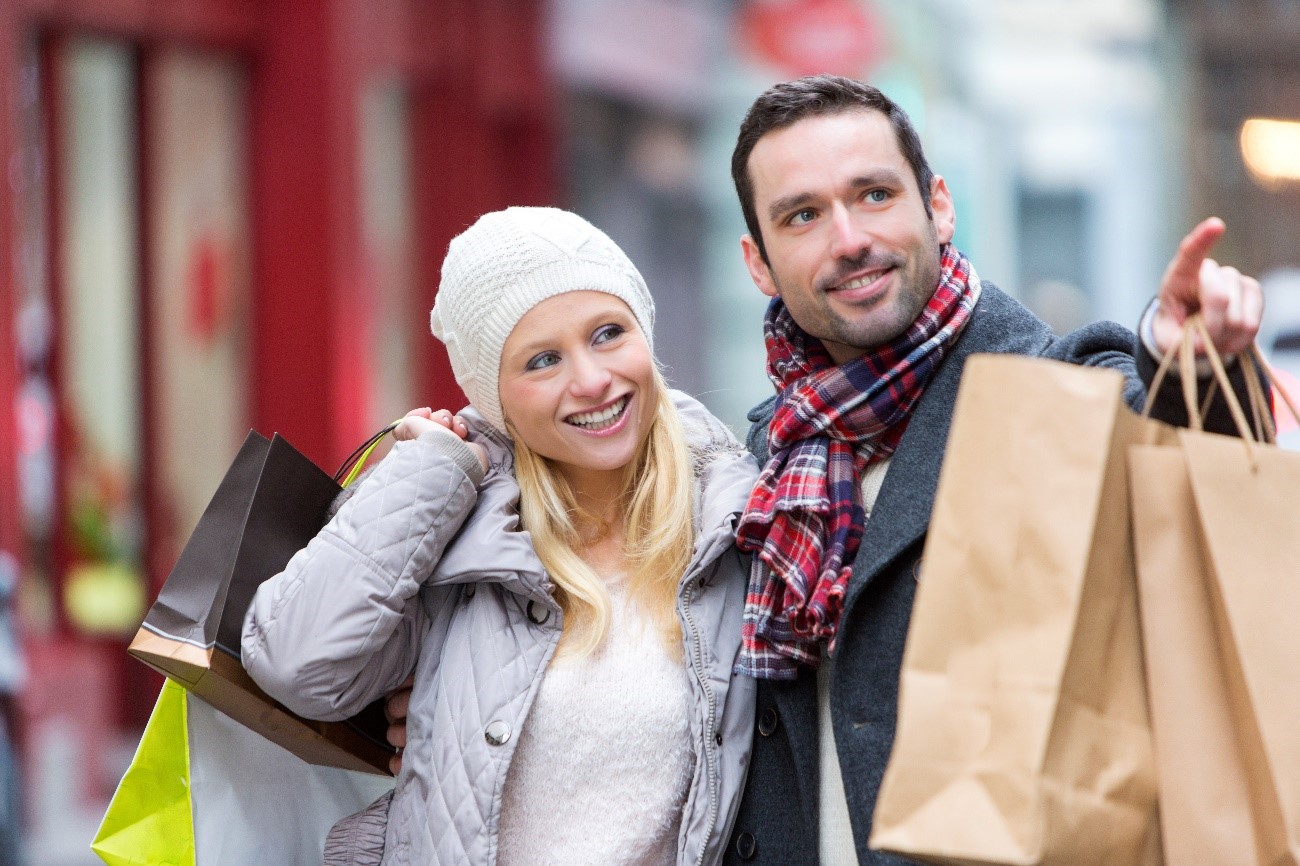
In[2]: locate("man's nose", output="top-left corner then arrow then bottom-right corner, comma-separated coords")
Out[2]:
828,202 -> 871,262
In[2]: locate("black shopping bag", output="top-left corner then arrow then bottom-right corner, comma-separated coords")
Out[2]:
129,428 -> 396,775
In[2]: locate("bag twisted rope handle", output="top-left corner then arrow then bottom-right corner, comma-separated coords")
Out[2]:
1143,313 -> 1300,469
334,420 -> 402,487
1143,313 -> 1205,423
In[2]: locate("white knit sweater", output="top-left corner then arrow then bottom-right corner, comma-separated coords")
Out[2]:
496,577 -> 696,865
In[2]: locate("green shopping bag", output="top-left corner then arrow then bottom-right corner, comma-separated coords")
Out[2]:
93,679 -> 195,866
93,681 -> 393,866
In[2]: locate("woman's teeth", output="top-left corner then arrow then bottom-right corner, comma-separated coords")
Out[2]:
567,396 -> 629,430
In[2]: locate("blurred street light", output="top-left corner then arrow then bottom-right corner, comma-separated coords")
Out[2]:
1241,118 -> 1300,186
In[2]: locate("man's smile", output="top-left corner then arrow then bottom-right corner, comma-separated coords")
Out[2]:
823,263 -> 900,305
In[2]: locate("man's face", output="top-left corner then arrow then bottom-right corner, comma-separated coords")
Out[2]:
741,110 -> 956,364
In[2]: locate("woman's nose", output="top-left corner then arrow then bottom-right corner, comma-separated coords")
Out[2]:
567,351 -> 612,396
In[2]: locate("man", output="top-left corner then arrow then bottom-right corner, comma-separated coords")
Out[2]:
721,75 -> 1260,865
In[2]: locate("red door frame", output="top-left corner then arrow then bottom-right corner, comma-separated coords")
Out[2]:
0,0 -> 554,731
0,0 -> 23,575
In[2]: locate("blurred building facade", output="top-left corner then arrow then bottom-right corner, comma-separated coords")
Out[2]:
1,1 -> 550,860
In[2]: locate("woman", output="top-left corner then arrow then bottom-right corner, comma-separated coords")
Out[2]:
242,207 -> 758,866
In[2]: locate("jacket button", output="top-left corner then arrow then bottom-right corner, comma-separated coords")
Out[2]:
526,600 -> 550,625
464,584 -> 476,600
735,831 -> 757,860
484,721 -> 511,746
758,707 -> 779,737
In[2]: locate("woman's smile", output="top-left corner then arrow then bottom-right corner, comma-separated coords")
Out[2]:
564,395 -> 631,433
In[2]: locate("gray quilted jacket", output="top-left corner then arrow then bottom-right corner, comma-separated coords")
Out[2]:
243,392 -> 759,866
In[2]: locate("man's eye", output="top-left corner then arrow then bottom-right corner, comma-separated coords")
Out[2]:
865,189 -> 890,203
788,208 -> 816,226
594,324 -> 625,344
525,351 -> 560,371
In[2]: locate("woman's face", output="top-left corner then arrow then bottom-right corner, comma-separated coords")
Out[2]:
498,291 -> 658,493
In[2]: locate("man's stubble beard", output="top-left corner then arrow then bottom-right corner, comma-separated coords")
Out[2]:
773,235 -> 942,356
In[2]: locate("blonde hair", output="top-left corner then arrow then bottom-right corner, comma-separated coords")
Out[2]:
511,369 -> 694,658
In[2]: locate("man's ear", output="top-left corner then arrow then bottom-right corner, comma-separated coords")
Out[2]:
741,235 -> 779,299
930,175 -> 956,245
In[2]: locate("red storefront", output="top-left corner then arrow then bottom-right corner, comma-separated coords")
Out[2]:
0,0 -> 552,844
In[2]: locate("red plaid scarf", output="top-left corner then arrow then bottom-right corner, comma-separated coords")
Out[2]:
735,245 -> 979,679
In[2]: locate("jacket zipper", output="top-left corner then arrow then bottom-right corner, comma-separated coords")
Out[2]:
681,573 -> 719,866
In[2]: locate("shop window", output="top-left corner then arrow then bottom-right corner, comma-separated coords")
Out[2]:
58,38 -> 146,637
1018,188 -> 1093,335
148,50 -> 252,563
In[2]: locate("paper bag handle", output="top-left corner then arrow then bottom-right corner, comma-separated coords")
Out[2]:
1143,314 -> 1300,455
1184,317 -> 1300,447
334,421 -> 401,488
1143,314 -> 1219,428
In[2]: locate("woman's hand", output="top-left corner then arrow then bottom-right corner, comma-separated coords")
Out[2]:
393,407 -> 468,441
393,408 -> 488,473
385,675 -> 414,776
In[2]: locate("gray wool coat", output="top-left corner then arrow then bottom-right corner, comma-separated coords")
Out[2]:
721,283 -> 1258,866
244,392 -> 759,866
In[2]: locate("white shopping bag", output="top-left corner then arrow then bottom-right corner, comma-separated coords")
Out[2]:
95,681 -> 394,866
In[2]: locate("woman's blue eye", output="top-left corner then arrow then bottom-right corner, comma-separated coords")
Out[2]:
594,324 -> 624,344
525,351 -> 560,371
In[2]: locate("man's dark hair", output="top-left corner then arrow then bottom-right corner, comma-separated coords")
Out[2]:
731,74 -> 935,264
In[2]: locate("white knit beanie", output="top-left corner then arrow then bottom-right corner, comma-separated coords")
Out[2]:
430,207 -> 656,432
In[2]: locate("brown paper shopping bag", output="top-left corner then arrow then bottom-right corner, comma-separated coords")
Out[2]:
129,426 -> 398,776
1128,316 -> 1300,865
1181,428 -> 1300,864
1129,445 -> 1259,865
870,354 -> 1164,865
